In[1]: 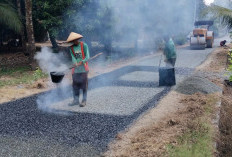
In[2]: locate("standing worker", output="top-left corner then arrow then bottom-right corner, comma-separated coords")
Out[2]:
66,32 -> 90,107
163,36 -> 177,67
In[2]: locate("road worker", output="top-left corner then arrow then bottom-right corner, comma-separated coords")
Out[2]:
66,32 -> 90,107
163,36 -> 177,67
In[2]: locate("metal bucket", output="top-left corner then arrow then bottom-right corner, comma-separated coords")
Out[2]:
50,72 -> 65,83
159,67 -> 176,86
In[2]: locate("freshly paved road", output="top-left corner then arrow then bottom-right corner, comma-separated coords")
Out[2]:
0,37 -> 227,156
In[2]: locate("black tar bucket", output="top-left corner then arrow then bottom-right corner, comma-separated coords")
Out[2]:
50,72 -> 65,83
159,67 -> 176,86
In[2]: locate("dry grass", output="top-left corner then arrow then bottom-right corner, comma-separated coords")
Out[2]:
103,93 -> 219,157
218,85 -> 232,157
196,46 -> 229,73
216,44 -> 232,157
167,93 -> 219,157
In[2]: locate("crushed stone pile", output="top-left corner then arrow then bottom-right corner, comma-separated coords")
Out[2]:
175,75 -> 222,95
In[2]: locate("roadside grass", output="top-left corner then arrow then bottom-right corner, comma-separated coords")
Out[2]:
167,95 -> 218,157
167,120 -> 213,157
0,66 -> 48,87
218,87 -> 232,156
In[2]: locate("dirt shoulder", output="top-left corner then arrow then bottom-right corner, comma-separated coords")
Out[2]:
218,79 -> 232,156
103,46 -> 229,156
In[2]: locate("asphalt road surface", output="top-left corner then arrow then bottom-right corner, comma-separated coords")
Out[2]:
0,37 -> 228,156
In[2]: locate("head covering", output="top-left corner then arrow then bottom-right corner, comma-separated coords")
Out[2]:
66,32 -> 83,42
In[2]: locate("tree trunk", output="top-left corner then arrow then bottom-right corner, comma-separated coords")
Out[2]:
16,0 -> 27,53
0,29 -> 3,46
25,0 -> 37,70
48,31 -> 58,49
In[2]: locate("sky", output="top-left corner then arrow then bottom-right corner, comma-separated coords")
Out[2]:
204,0 -> 214,5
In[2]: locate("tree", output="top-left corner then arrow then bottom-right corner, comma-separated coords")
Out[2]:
0,0 -> 22,33
33,0 -> 87,49
64,0 -> 117,55
25,0 -> 36,69
205,4 -> 232,29
61,0 -> 102,53
98,7 -> 115,55
16,0 -> 26,51
196,0 -> 207,21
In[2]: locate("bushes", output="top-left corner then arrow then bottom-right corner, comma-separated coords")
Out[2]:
173,34 -> 188,45
227,49 -> 232,81
0,66 -> 47,87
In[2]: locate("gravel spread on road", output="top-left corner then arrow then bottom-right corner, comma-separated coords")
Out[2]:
0,43 -> 218,156
175,75 -> 222,95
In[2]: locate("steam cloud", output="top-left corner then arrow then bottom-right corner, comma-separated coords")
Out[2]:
34,47 -> 73,113
34,47 -> 69,73
34,0 -> 203,112
214,0 -> 231,8
68,0 -> 196,53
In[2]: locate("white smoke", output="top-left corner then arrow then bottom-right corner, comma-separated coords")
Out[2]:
68,0 -> 195,53
34,47 -> 69,73
34,47 -> 73,114
214,0 -> 231,8
204,0 -> 214,6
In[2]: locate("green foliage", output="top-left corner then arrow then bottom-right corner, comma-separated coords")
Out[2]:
168,128 -> 213,157
0,66 -> 30,76
230,31 -> 232,39
0,0 -> 23,33
204,4 -> 232,29
33,0 -> 86,40
168,115 -> 215,157
173,34 -> 187,45
227,49 -> 232,82
167,96 -> 216,157
0,66 -> 47,87
33,67 -> 47,80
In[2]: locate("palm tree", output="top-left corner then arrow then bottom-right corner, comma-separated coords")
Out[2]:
205,4 -> 232,29
16,0 -> 26,51
0,0 -> 22,33
25,0 -> 36,70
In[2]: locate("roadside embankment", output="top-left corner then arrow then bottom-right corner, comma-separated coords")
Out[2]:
218,83 -> 232,156
103,46 -> 229,157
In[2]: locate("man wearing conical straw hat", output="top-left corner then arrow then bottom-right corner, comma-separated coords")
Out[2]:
67,32 -> 90,107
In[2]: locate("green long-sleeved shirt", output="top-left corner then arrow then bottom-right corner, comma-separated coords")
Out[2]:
69,42 -> 90,73
164,39 -> 176,59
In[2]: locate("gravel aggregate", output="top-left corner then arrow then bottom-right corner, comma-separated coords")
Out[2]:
0,43 -> 221,156
175,75 -> 222,95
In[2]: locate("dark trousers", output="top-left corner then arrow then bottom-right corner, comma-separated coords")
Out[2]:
166,58 -> 176,67
72,72 -> 88,102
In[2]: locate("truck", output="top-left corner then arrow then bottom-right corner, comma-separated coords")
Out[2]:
190,21 -> 214,49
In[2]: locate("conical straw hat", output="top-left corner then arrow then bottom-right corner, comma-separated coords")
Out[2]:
66,32 -> 83,42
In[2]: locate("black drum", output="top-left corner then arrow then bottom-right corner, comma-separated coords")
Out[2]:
159,67 -> 176,86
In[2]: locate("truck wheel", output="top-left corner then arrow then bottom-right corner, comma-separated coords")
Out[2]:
206,39 -> 213,48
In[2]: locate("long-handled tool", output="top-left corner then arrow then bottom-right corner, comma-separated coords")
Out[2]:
68,52 -> 103,69
50,52 -> 103,83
